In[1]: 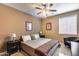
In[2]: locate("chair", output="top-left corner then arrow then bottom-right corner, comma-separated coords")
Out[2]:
71,41 -> 79,56
64,37 -> 77,48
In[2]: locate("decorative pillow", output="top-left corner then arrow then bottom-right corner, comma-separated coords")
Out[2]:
31,34 -> 40,40
22,35 -> 31,41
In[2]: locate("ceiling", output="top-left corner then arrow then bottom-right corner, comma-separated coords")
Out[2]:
3,3 -> 79,18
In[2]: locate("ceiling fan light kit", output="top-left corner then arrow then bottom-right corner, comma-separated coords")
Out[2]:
35,3 -> 57,17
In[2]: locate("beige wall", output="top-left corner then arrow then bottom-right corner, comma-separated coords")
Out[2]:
42,16 -> 64,43
0,4 -> 41,52
42,10 -> 79,43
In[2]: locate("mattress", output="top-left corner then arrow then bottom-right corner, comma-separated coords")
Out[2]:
22,38 -> 52,49
21,38 -> 59,56
35,40 -> 59,56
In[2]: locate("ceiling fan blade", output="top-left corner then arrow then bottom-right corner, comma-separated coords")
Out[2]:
41,3 -> 47,8
37,12 -> 42,15
35,7 -> 42,10
49,4 -> 53,7
49,10 -> 57,12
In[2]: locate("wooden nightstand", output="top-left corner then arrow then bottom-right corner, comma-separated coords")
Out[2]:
40,35 -> 45,38
6,40 -> 20,55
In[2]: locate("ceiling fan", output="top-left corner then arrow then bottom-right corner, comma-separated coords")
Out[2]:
35,3 -> 57,16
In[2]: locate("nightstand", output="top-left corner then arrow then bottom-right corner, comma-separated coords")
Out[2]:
40,35 -> 45,38
6,40 -> 20,55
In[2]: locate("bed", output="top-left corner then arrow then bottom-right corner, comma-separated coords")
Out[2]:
20,34 -> 59,56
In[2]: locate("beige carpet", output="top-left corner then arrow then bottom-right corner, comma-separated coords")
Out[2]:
11,52 -> 24,56
11,50 -> 29,56
53,43 -> 71,56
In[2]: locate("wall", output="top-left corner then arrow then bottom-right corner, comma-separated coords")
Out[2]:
0,4 -> 41,52
41,10 -> 79,43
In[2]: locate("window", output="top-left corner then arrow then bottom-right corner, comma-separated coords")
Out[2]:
59,14 -> 77,35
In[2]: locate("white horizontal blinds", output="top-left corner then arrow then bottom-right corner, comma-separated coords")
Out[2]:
59,14 -> 77,34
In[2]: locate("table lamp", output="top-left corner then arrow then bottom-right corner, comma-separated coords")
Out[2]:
11,33 -> 16,40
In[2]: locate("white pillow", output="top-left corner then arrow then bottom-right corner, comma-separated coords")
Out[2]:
32,34 -> 40,39
22,35 -> 31,41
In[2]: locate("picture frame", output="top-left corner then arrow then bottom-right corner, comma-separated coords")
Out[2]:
25,21 -> 32,31
46,23 -> 52,30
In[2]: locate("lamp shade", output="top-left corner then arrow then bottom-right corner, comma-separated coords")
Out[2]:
40,31 -> 42,34
11,33 -> 16,37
